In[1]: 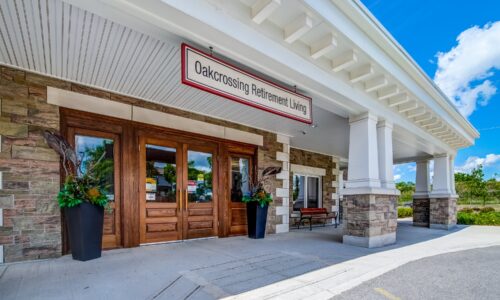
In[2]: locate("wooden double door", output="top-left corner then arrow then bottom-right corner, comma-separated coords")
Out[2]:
139,136 -> 218,244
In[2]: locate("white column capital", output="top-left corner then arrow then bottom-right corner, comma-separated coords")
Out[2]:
414,160 -> 431,198
346,112 -> 381,190
430,154 -> 456,198
349,112 -> 378,124
377,119 -> 393,129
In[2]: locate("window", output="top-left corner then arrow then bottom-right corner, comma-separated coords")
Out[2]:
230,157 -> 250,202
75,135 -> 115,201
145,144 -> 177,203
292,174 -> 322,210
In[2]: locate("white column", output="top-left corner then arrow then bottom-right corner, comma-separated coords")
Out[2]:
449,155 -> 457,195
430,154 -> 452,197
377,120 -> 395,189
345,112 -> 381,189
414,160 -> 431,198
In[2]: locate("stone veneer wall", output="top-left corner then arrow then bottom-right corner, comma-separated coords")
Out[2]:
343,194 -> 398,247
413,198 -> 430,227
288,148 -> 339,224
0,66 -> 283,262
429,197 -> 457,230
0,67 -> 61,262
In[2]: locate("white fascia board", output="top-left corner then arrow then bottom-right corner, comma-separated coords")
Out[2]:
252,0 -> 281,24
304,0 -> 477,144
68,0 -> 457,154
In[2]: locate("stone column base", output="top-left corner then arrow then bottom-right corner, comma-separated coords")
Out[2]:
430,197 -> 457,230
342,193 -> 398,248
343,232 -> 396,248
412,198 -> 430,227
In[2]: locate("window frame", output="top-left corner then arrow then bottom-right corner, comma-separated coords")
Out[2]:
292,173 -> 322,209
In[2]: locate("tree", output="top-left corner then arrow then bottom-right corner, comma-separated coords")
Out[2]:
396,182 -> 415,204
455,165 -> 488,205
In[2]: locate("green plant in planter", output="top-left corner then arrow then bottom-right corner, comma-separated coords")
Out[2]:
44,131 -> 110,209
242,166 -> 282,207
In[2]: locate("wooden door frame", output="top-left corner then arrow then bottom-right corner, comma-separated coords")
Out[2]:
227,152 -> 254,236
67,127 -> 123,249
182,142 -> 219,239
60,108 -> 259,250
139,135 -> 184,244
219,144 -> 257,237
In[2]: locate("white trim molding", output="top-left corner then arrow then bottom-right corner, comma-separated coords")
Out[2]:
47,87 -> 264,146
275,134 -> 291,234
290,164 -> 326,177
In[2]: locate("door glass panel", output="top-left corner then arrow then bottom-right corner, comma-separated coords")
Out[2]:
145,144 -> 177,203
75,135 -> 115,201
187,150 -> 213,203
231,157 -> 250,202
307,177 -> 319,208
292,175 -> 305,210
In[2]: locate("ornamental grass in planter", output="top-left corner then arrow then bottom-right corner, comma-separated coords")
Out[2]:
44,131 -> 110,261
242,166 -> 282,239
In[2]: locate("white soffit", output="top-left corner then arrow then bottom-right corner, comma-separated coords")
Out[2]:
0,0 -> 353,156
0,0 -> 457,161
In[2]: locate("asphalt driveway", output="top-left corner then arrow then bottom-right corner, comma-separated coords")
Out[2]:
336,246 -> 500,300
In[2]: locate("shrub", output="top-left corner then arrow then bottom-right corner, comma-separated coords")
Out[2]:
398,207 -> 413,218
459,207 -> 474,213
457,211 -> 500,226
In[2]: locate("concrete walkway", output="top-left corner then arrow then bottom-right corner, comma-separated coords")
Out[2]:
1,222 -> 500,300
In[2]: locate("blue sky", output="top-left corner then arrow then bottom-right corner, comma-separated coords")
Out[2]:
361,0 -> 500,182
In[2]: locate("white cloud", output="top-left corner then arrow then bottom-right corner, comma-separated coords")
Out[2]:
394,174 -> 401,181
455,153 -> 500,173
434,21 -> 500,117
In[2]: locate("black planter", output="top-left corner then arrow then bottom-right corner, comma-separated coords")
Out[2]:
65,202 -> 104,261
246,202 -> 269,239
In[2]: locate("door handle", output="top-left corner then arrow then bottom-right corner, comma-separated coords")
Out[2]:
184,189 -> 188,210
178,189 -> 182,212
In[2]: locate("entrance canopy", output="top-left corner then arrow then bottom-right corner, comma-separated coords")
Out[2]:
0,0 -> 478,163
